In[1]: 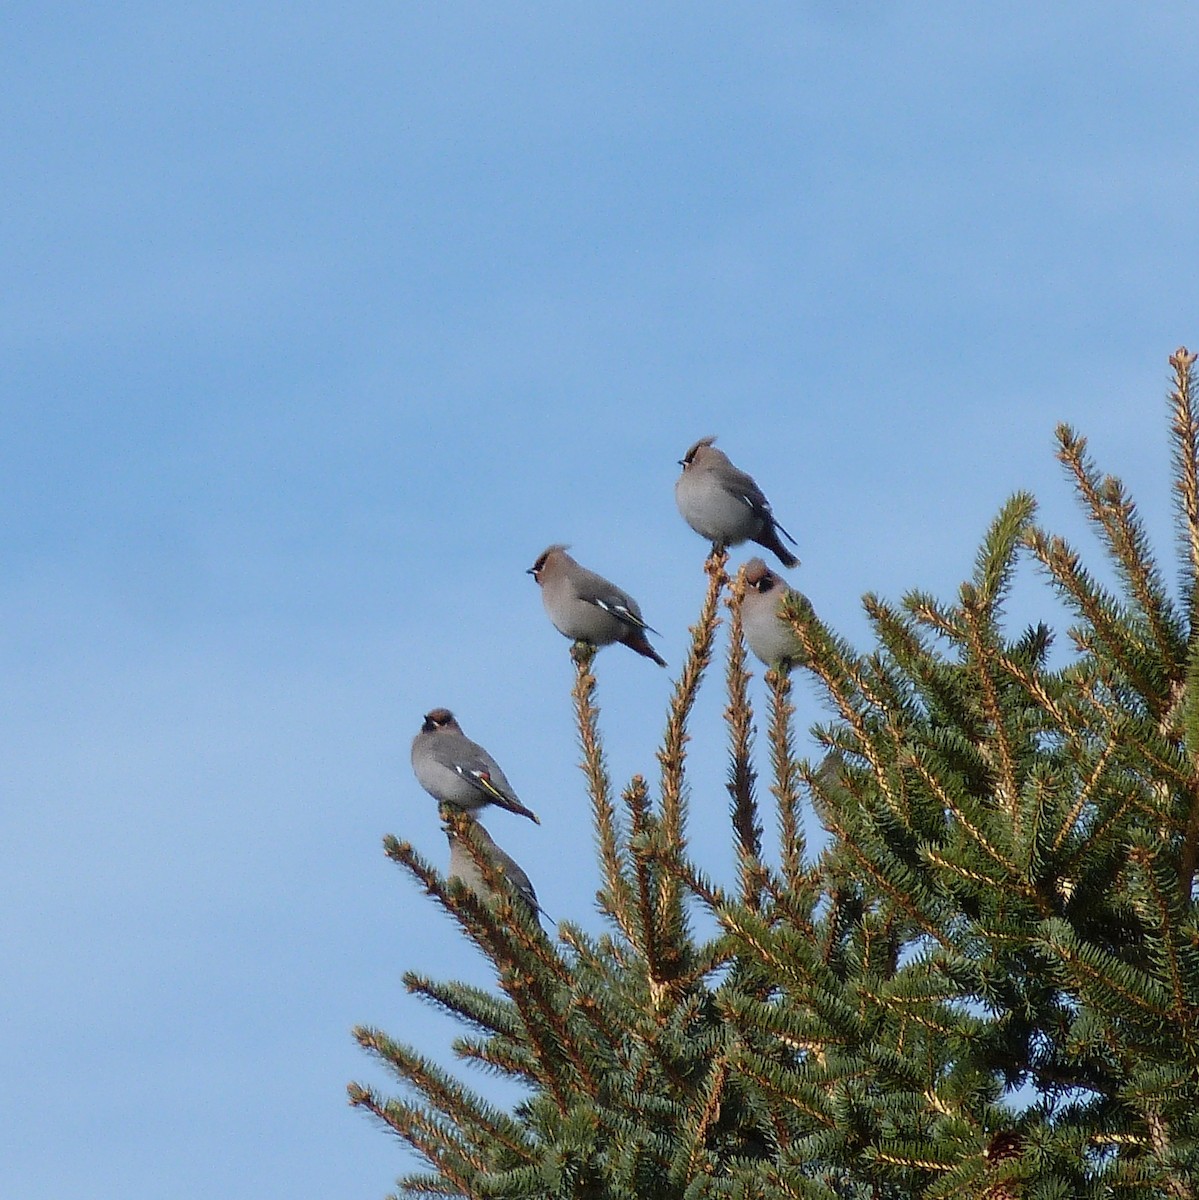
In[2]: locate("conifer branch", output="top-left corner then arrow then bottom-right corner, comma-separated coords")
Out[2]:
805,770 -> 954,948
1127,838 -> 1191,1026
403,974 -> 525,1045
726,564 -> 766,907
868,594 -> 965,730
959,585 -> 1021,831
730,1050 -> 838,1129
1051,736 -> 1118,854
905,591 -> 968,642
494,985 -> 574,1115
659,548 -> 728,849
1026,528 -> 1165,713
994,647 -> 1078,736
683,1052 -> 730,1180
790,605 -> 901,808
1039,919 -> 1174,1020
452,1037 -> 540,1084
626,775 -> 670,999
1182,780 -> 1199,904
907,754 -> 1022,883
352,1027 -> 534,1159
571,644 -> 637,935
384,839 -> 599,1112
386,834 -> 565,984
1056,424 -> 1181,669
385,836 -> 509,950
1180,578 -> 1199,897
347,1083 -> 482,1197
1170,347 -> 1199,633
1144,1105 -> 1191,1200
657,844 -> 728,913
1059,782 -> 1142,878
644,549 -> 726,991
549,924 -> 639,1054
767,666 -> 808,897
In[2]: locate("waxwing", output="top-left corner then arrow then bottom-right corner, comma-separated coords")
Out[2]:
675,436 -> 799,568
740,557 -> 812,668
411,708 -> 540,823
527,545 -> 666,666
446,814 -> 543,925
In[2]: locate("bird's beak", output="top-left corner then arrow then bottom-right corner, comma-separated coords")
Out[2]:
677,459 -> 686,466
525,567 -> 537,575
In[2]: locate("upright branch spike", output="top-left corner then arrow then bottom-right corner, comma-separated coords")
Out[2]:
1179,634 -> 1199,900
766,666 -> 808,894
659,548 -> 728,856
971,491 -> 1037,612
1171,348 -> 1199,632
624,774 -> 669,996
1055,421 -> 1182,675
1025,527 -> 1165,714
726,563 -> 766,907
787,589 -> 899,802
679,1053 -> 731,1183
571,643 -> 637,935
959,587 -> 1021,832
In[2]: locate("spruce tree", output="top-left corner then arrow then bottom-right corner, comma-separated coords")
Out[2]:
352,349 -> 1199,1200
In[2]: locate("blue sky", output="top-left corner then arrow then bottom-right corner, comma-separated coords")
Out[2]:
4,4 -> 1198,1196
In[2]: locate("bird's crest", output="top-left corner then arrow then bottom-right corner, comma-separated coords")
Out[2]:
528,544 -> 570,578
422,707 -> 456,732
680,435 -> 717,466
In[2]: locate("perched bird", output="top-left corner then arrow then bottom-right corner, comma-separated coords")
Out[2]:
740,557 -> 811,668
527,545 -> 666,667
411,708 -> 540,824
446,814 -> 543,925
675,436 -> 799,568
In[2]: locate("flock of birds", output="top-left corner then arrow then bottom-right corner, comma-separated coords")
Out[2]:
409,436 -> 807,924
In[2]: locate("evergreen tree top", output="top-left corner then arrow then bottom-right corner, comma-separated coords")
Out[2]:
354,349 -> 1199,1200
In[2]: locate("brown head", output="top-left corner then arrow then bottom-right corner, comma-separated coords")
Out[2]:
421,707 -> 460,734
678,435 -> 720,469
526,544 -> 571,585
744,557 -> 783,596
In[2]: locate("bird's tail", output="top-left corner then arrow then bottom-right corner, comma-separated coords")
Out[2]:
627,631 -> 668,667
476,777 -> 542,824
758,522 -> 800,570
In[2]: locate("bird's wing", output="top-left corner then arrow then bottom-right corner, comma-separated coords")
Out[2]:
579,571 -> 660,634
587,592 -> 659,634
437,738 -> 515,802
717,465 -> 797,545
442,740 -> 540,822
495,848 -> 542,917
717,463 -> 772,513
453,762 -> 510,803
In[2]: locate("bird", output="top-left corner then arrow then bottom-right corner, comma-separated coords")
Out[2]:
740,557 -> 811,668
411,708 -> 540,824
675,436 -> 799,568
446,814 -> 543,925
527,545 -> 666,666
